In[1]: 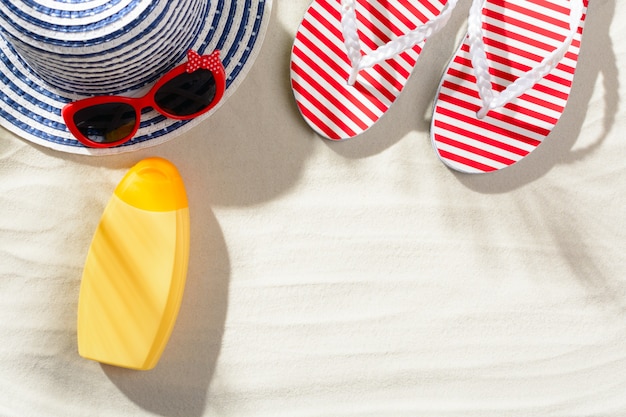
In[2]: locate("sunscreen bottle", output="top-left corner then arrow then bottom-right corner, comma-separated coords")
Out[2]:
77,157 -> 190,370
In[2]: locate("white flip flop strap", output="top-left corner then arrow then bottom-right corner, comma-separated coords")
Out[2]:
468,0 -> 585,119
341,0 -> 459,86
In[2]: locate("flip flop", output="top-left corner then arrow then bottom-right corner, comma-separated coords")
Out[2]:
291,0 -> 458,140
430,0 -> 588,173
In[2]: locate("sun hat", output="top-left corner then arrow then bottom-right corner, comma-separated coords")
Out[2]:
0,0 -> 272,155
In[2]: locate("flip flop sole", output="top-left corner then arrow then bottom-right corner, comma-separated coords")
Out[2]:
431,0 -> 587,173
291,0 -> 451,140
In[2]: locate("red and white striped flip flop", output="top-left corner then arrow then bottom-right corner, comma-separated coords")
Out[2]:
430,0 -> 588,173
291,0 -> 458,140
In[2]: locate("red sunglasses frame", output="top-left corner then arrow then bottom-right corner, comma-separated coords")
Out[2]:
62,50 -> 226,148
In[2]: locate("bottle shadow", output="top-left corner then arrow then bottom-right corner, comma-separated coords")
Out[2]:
101,207 -> 229,417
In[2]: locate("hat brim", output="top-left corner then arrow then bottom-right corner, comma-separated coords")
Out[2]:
0,0 -> 272,155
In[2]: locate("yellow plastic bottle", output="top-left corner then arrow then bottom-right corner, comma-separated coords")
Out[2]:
77,157 -> 190,370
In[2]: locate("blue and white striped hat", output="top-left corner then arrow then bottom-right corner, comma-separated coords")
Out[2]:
0,0 -> 272,154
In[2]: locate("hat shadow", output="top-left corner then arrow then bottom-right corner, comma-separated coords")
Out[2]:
101,207 -> 228,417
81,4 -> 314,208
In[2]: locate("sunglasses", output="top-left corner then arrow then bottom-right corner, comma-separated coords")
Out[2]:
62,50 -> 226,148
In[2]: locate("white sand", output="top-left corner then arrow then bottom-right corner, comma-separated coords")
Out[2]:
1,1 -> 625,416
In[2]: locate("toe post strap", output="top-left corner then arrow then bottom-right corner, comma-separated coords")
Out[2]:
468,0 -> 586,119
340,0 -> 459,86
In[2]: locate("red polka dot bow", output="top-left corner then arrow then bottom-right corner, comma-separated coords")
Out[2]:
186,49 -> 222,73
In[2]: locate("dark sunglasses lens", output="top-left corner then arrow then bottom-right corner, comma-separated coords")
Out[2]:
73,103 -> 137,144
154,69 -> 217,117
